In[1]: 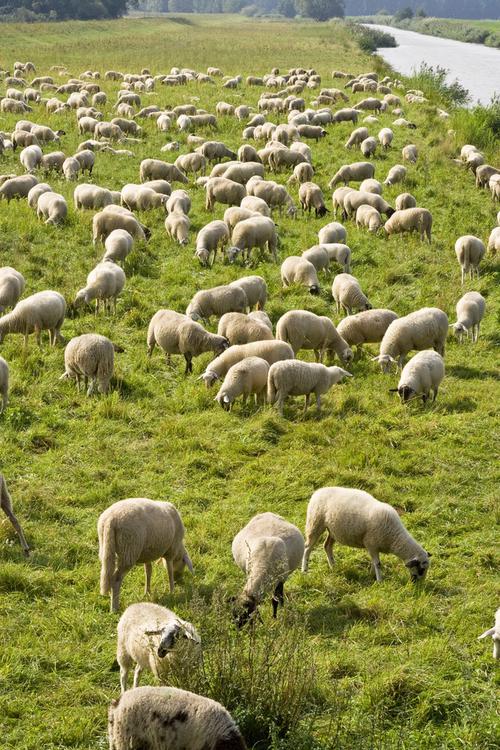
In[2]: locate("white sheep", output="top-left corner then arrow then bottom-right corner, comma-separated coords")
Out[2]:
122,184 -> 168,212
198,339 -> 294,388
268,359 -> 351,415
487,226 -> 500,254
356,204 -> 382,233
186,284 -> 248,323
140,159 -> 188,184
20,144 -> 42,173
332,273 -> 371,315
384,207 -> 432,243
60,334 -> 118,395
451,291 -> 485,343
395,192 -> 417,210
103,229 -> 134,262
402,144 -> 418,162
117,602 -> 200,692
328,161 -> 375,188
232,512 -> 304,626
27,183 -> 52,209
302,487 -> 430,582
165,210 -> 190,246
454,235 -> 485,284
384,164 -> 407,186
240,195 -> 271,216
320,243 -> 352,272
317,221 -> 347,245
345,126 -> 369,149
360,136 -> 377,158
336,309 -> 398,354
378,127 -> 393,149
0,474 -> 30,556
359,178 -> 383,195
217,312 -> 273,346
227,216 -> 278,263
478,608 -> 500,660
195,220 -> 230,266
215,356 -> 270,410
228,276 -> 267,310
108,686 -> 246,750
93,209 -> 149,245
0,174 -> 38,201
36,191 -> 67,225
281,256 -> 320,295
276,310 -> 353,364
0,266 -> 25,313
62,156 -> 81,181
298,182 -> 328,217
373,307 -> 448,372
390,349 -> 445,404
98,497 -> 193,613
0,290 -> 66,347
166,189 -> 191,215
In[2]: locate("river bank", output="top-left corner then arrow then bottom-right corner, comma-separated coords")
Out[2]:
355,15 -> 500,49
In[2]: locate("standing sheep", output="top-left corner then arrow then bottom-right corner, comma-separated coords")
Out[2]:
478,608 -> 500,660
0,290 -> 66,347
0,266 -> 25,313
36,191 -> 67,225
186,284 -> 248,322
227,216 -> 278,263
390,350 -> 445,404
317,221 -> 347,245
281,256 -> 320,295
276,310 -> 353,364
60,334 -> 118,395
74,262 -> 126,313
373,307 -> 448,372
198,339 -> 294,388
103,230 -> 134,262
451,291 -> 485,342
195,220 -> 230,266
165,210 -> 190,246
384,207 -> 432,243
228,275 -> 267,310
332,273 -> 371,315
455,235 -> 486,284
268,359 -> 351,415
298,182 -> 328,217
215,356 -> 270,410
217,313 -> 273,346
0,474 -> 30,556
336,309 -> 398,355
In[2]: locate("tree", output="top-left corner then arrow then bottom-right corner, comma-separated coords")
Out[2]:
168,0 -> 193,9
296,0 -> 344,21
278,0 -> 295,16
394,6 -> 414,21
415,7 -> 427,17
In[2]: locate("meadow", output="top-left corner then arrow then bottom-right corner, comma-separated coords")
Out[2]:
0,14 -> 499,750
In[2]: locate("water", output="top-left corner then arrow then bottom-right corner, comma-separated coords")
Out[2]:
367,24 -> 500,106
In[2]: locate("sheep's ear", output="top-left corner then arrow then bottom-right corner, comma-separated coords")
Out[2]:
478,628 -> 495,640
425,551 -> 432,557
404,558 -> 419,568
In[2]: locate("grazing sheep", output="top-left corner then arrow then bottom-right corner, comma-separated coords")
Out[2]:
395,192 -> 417,211
227,216 -> 278,263
0,474 -> 30,556
356,204 -> 382,233
40,151 -> 66,173
217,313 -> 273,346
205,177 -> 246,211
73,148 -> 95,175
384,207 -> 432,243
378,127 -> 393,149
186,284 -> 248,323
360,136 -> 377,158
246,178 -> 296,217
373,307 -> 448,372
336,309 -> 398,354
455,235 -> 486,284
147,309 -> 228,374
298,182 -> 328,217
487,226 -> 500,254
451,291 -> 486,342
332,108 -> 359,124
281,256 -> 320,295
343,190 -> 394,220
384,164 -> 407,186
60,334 -> 117,395
288,161 -> 315,185
0,290 -> 66,347
328,161 -> 375,188
302,245 -> 330,273
166,189 -> 191,215
237,144 -> 261,163
121,184 -> 168,212
332,186 -> 355,217
0,266 -> 25,312
93,209 -> 148,245
223,207 -> 257,232
98,497 -> 193,613
215,356 -> 270,410
478,608 -> 500,660
268,359 -> 351,415
359,178 -> 383,194
36,191 -> 67,225
198,340 -> 294,388
228,275 -> 267,310
175,152 -> 207,177
232,512 -> 304,625
165,210 -> 190,246
0,174 -> 38,201
276,310 -> 353,364
74,183 -> 114,210
317,221 -> 347,244
195,220 -> 230,266
103,229 -> 134,263
74,262 -> 126,313
345,127 -> 369,149
117,603 -> 200,692
196,141 -> 237,162
140,158 -> 188,184
332,273 -> 371,315
402,144 -> 418,163
108,686 -> 246,750
316,243 -> 352,273
240,195 -> 271,216
62,156 -> 81,181
390,350 -> 445,404
302,487 -> 430,582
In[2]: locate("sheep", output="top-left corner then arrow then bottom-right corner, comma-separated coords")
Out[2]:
478,608 -> 500,660
328,161 -> 375,188
60,334 -> 117,395
359,178 -> 383,195
195,220 -> 230,267
298,182 -> 328,218
98,497 -> 193,613
228,275 -> 267,310
390,350 -> 445,404
175,152 -> 207,178
302,245 -> 330,273
240,195 -> 271,216
0,474 -> 30,557
454,235 -> 486,284
0,174 -> 38,202
319,243 -> 352,272
62,156 -> 81,181
268,359 -> 352,415
40,151 -> 66,173
166,189 -> 191,215
198,339 -> 294,388
0,266 -> 25,313
121,184 -> 168,212
147,309 -> 228,374
11,129 -> 39,150
355,97 -> 383,111
372,307 -> 449,372
331,186 -> 355,218
0,98 -> 31,114
378,127 -> 393,149
237,144 -> 261,163
276,310 -> 353,365
108,686 -> 246,750
332,108 -> 359,124
402,144 -> 418,163
395,192 -> 417,211
281,256 -> 320,295
488,173 -> 500,200
142,180 -> 172,197
360,136 -> 377,158
74,183 -> 114,210
117,603 -> 200,692
384,207 -> 432,243
302,487 -> 430,582
227,216 -> 278,264
217,313 -> 273,346
317,221 -> 347,244
0,290 -> 66,347
287,162 -> 315,186
103,229 -> 134,263
186,284 -> 248,323
223,207 -> 258,232
384,164 -> 407,186
31,125 -> 64,143
356,204 -> 382,233
268,148 -> 306,172
111,117 -> 142,137
73,148 -> 95,175
36,191 -> 67,225
246,178 -> 296,217
344,191 -> 394,220
222,162 -> 265,184
139,158 -> 188,184
196,141 -> 237,162
205,177 -> 246,211
74,261 -> 125,314
92,210 -> 148,245
215,356 -> 270,411
232,512 -> 304,626
451,291 -> 486,343
332,273 -> 371,316
487,226 -> 500,254
345,127 -> 369,149
336,309 -> 398,355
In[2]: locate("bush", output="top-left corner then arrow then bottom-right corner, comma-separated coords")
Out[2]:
348,22 -> 397,53
452,96 -> 500,151
405,63 -> 470,107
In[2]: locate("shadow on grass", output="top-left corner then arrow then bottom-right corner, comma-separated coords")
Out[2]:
447,365 -> 499,381
439,397 -> 477,414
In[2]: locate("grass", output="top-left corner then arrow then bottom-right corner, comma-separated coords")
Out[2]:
0,13 -> 499,750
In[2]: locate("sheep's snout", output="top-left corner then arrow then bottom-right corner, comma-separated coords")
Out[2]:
405,557 -> 429,581
309,285 -> 320,295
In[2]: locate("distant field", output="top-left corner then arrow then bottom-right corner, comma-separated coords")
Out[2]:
0,14 -> 499,750
355,15 -> 500,48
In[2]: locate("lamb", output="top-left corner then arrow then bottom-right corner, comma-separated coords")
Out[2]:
378,127 -> 393,149
281,256 -> 320,295
0,174 -> 38,201
345,127 -> 369,149
328,161 -> 375,188
302,487 -> 430,582
395,192 -> 417,210
372,307 -> 448,372
356,204 -> 382,233
0,290 -> 65,347
0,474 -> 30,556
74,183 -> 114,210
384,207 -> 432,243
108,686 -> 246,750
93,209 -> 148,245
336,309 -> 398,354
298,182 -> 328,217
198,340 -> 294,388
139,159 -> 188,184
451,291 -> 486,342
0,356 -> 8,413
268,359 -> 352,415
205,177 -> 246,211
74,261 -> 126,313
317,221 -> 347,244
402,144 -> 418,163
103,229 -> 134,262
344,191 -> 394,220
121,184 -> 168,212
455,235 -> 486,284
360,136 -> 377,158
195,220 -> 230,266
276,310 -> 353,364
217,313 -> 273,346
240,195 -> 271,216
332,273 -> 371,315
215,356 -> 270,410
117,603 -> 200,692
147,309 -> 228,374
478,608 -> 500,660
232,512 -> 304,625
98,497 -> 193,612
0,266 -> 25,312
62,156 -> 81,181
384,164 -> 407,186
60,334 -> 117,395
228,275 -> 267,310
390,350 -> 445,404
227,216 -> 278,263
488,226 -> 500,254
94,121 -> 123,141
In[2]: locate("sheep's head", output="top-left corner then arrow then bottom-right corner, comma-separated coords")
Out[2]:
172,547 -> 194,576
225,246 -> 240,264
328,366 -> 352,384
396,385 -> 416,403
451,322 -> 467,341
233,594 -> 258,629
385,207 -> 396,218
405,554 -> 430,582
74,289 -> 89,308
371,354 -> 397,374
309,284 -> 320,295
197,369 -> 218,388
317,205 -> 328,218
194,247 -> 210,267
341,347 -> 354,365
215,391 -> 232,412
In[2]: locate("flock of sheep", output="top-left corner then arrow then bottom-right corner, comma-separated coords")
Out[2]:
0,56 -> 498,750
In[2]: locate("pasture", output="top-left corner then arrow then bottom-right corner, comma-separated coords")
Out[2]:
0,14 -> 498,750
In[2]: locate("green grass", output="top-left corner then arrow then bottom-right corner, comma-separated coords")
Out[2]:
0,14 -> 499,750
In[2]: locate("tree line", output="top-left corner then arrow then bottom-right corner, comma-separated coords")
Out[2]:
0,0 -> 129,20
345,0 -> 499,21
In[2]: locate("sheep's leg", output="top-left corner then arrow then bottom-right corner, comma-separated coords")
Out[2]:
144,561 -> 152,595
1,500 -> 30,556
184,354 -> 192,375
315,393 -> 321,413
432,387 -> 438,402
162,557 -> 175,594
303,393 -> 310,414
119,665 -> 129,694
276,392 -> 285,416
87,378 -> 96,397
35,327 -> 41,347
323,532 -> 335,569
132,664 -> 142,689
272,581 -> 284,618
370,553 -> 383,582
110,568 -> 128,613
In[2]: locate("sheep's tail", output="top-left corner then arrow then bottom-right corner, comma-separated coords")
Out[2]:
99,518 -> 115,595
267,370 -> 277,404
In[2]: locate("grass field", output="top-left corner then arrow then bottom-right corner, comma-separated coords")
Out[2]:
0,14 -> 499,750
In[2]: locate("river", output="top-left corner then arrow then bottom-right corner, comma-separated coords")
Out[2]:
367,24 -> 500,106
